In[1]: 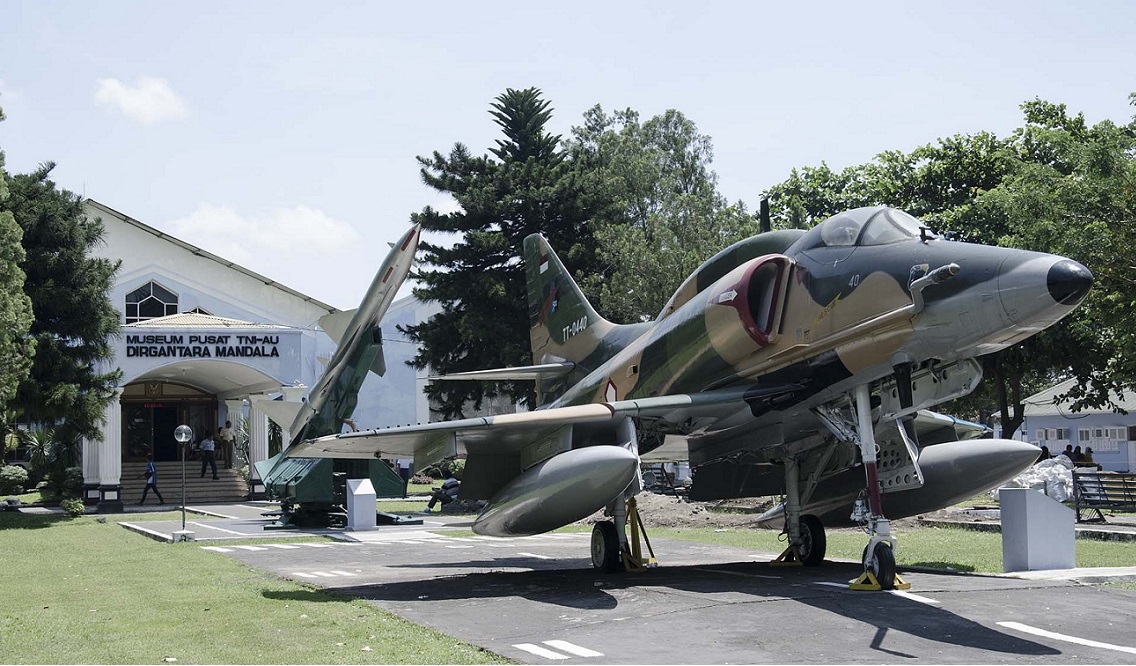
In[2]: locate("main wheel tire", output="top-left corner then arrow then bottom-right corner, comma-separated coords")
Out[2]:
868,541 -> 897,590
591,521 -> 622,573
798,514 -> 826,566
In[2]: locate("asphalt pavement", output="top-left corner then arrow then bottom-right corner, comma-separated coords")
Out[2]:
97,501 -> 1136,664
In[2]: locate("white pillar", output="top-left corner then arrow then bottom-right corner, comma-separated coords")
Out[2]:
81,436 -> 101,504
224,398 -> 245,469
248,395 -> 270,497
97,387 -> 124,513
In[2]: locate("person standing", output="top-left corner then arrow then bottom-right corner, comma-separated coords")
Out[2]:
140,454 -> 164,505
217,420 -> 235,469
199,431 -> 218,480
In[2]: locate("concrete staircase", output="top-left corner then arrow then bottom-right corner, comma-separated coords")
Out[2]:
120,461 -> 247,505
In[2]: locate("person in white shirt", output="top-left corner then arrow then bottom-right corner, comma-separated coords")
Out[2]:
217,420 -> 235,469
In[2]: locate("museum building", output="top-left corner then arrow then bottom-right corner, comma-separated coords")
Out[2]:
78,200 -> 430,512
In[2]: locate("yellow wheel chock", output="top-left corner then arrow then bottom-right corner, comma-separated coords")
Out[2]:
769,543 -> 804,567
622,497 -> 658,572
849,570 -> 911,591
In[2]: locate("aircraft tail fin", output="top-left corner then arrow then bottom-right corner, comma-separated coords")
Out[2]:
524,234 -> 616,365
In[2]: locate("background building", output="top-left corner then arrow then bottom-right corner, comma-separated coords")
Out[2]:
79,200 -> 433,511
1021,378 -> 1136,472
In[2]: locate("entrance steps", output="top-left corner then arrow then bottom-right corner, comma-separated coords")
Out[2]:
120,461 -> 247,504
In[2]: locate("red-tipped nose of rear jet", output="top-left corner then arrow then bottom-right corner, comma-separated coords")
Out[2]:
1047,259 -> 1093,306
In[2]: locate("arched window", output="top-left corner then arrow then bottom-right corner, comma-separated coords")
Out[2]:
125,281 -> 178,323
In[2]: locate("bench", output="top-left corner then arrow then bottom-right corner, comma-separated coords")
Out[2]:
1072,471 -> 1136,523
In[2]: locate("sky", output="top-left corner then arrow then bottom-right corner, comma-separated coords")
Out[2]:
2,0 -> 1134,311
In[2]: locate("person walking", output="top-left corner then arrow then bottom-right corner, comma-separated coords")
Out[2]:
199,431 -> 219,480
140,454 -> 164,504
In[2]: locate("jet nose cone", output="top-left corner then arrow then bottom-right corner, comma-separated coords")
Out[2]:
1047,259 -> 1093,306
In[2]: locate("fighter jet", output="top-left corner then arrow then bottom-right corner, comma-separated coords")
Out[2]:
251,223 -> 421,525
288,206 -> 1092,588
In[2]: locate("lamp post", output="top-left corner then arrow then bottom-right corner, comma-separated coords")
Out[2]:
173,425 -> 194,542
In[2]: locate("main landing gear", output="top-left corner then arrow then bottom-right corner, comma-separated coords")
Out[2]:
772,453 -> 829,567
786,383 -> 911,590
591,496 -> 657,573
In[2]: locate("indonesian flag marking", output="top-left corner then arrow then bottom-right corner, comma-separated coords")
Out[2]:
539,252 -> 549,274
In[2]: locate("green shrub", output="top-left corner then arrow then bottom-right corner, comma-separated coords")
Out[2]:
60,466 -> 84,498
445,458 -> 466,479
60,498 -> 85,516
0,465 -> 29,495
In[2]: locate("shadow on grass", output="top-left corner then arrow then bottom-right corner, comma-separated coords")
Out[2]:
262,588 -> 355,604
909,561 -> 976,572
0,512 -> 76,530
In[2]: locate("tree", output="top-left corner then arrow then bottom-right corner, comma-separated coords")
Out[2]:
402,88 -> 594,418
764,94 -> 1136,435
0,105 -> 35,411
976,96 -> 1136,419
3,164 -> 122,443
567,107 -> 757,322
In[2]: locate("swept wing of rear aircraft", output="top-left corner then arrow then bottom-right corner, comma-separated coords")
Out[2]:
288,206 -> 1092,588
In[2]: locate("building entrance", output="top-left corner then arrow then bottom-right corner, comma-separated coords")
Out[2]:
122,382 -> 218,462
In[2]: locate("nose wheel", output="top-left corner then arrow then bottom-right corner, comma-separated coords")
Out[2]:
852,539 -> 903,590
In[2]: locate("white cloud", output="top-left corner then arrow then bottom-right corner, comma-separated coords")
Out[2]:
165,204 -> 365,291
0,78 -> 19,103
95,76 -> 188,124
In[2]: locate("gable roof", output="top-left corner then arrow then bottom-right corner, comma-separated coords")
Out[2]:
1023,378 -> 1136,416
124,312 -> 291,329
87,199 -> 336,316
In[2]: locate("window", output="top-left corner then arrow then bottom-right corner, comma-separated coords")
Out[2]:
186,307 -> 212,316
125,281 -> 178,324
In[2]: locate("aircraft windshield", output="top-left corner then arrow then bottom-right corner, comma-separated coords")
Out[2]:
799,207 -> 933,251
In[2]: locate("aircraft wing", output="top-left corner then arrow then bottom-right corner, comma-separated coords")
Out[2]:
317,309 -> 355,345
286,388 -> 751,465
429,362 -> 576,381
256,400 -> 305,431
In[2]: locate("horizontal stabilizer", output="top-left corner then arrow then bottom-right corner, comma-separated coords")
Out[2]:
430,362 -> 575,382
256,400 -> 304,430
318,309 -> 357,345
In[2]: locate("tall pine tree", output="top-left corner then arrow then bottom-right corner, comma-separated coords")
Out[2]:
5,164 -> 122,443
0,105 -> 35,411
402,88 -> 594,418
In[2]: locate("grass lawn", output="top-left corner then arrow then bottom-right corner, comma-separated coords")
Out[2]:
405,482 -> 433,496
0,512 -> 510,665
652,525 -> 1136,573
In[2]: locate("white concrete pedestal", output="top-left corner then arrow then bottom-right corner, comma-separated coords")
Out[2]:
172,530 -> 196,543
347,478 -> 377,531
1001,487 -> 1075,572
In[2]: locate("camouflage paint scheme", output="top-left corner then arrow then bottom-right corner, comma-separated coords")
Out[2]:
288,207 -> 1092,538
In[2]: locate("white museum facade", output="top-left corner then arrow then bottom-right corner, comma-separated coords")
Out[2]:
80,200 -> 432,512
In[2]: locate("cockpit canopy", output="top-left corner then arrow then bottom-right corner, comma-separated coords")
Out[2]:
794,206 -> 935,251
